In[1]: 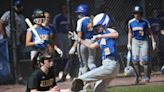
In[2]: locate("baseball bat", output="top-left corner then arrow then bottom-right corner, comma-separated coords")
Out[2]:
25,18 -> 41,40
126,50 -> 131,67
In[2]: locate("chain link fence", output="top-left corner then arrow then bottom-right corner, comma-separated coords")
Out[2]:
70,0 -> 164,71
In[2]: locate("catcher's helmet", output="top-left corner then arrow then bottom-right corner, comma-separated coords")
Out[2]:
32,9 -> 45,18
32,51 -> 52,68
93,13 -> 110,27
133,5 -> 143,14
37,52 -> 52,63
75,4 -> 89,15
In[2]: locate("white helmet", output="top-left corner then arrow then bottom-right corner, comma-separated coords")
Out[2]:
124,66 -> 134,76
124,50 -> 134,76
161,65 -> 164,74
93,13 -> 110,27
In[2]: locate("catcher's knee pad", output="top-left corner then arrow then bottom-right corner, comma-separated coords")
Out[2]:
71,78 -> 84,92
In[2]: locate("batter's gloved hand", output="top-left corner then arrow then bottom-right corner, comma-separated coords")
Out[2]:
73,31 -> 81,42
69,47 -> 76,54
56,48 -> 63,57
91,34 -> 102,41
68,31 -> 74,40
127,43 -> 131,50
152,41 -> 156,50
34,39 -> 44,45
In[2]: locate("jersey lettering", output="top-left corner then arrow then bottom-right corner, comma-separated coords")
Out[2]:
40,78 -> 54,87
104,48 -> 111,55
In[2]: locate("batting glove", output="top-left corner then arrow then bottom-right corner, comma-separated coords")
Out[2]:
56,48 -> 63,57
34,39 -> 44,45
127,43 -> 132,50
73,31 -> 81,42
91,34 -> 102,41
69,47 -> 76,54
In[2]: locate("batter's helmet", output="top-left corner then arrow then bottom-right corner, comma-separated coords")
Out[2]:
75,4 -> 89,15
124,66 -> 134,76
32,9 -> 45,18
133,5 -> 143,14
93,13 -> 110,27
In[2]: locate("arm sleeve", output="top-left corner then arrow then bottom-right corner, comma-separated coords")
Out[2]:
1,11 -> 10,25
128,21 -> 131,29
27,73 -> 39,90
76,19 -> 82,32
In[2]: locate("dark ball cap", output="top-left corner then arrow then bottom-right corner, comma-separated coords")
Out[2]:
32,9 -> 45,18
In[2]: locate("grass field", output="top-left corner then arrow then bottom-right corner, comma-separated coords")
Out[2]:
88,84 -> 164,92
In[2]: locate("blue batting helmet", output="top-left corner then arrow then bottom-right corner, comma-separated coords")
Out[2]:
93,13 -> 110,27
75,4 -> 89,15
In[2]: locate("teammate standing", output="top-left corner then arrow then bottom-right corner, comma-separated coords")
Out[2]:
69,4 -> 97,75
127,6 -> 156,84
53,4 -> 70,78
26,51 -> 60,92
26,9 -> 62,60
71,13 -> 120,92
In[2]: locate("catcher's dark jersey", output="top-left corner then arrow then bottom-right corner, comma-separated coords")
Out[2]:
26,68 -> 56,92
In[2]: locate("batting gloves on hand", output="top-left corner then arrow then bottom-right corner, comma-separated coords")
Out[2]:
68,31 -> 81,42
34,39 -> 44,45
91,34 -> 102,41
69,47 -> 76,54
56,48 -> 63,57
73,32 -> 81,42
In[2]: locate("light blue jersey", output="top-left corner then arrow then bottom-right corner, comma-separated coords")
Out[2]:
128,18 -> 151,40
96,28 -> 116,60
76,17 -> 94,39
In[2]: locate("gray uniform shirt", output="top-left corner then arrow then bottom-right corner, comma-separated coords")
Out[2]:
1,11 -> 27,44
